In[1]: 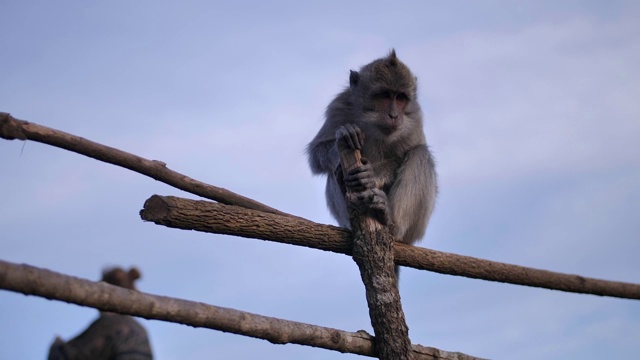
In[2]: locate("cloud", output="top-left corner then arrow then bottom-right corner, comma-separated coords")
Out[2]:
2,3 -> 640,360
405,15 -> 640,186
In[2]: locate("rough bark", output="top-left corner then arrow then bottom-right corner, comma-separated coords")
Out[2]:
0,260 -> 484,360
336,140 -> 412,359
140,195 -> 640,300
5,112 -> 638,300
0,112 -> 284,215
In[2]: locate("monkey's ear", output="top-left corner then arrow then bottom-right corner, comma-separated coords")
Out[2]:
388,49 -> 398,66
349,70 -> 360,88
128,267 -> 141,281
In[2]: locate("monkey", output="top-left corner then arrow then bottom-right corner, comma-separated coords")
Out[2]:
307,50 -> 437,277
48,266 -> 154,360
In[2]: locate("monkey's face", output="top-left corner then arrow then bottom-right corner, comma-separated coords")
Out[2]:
352,55 -> 419,140
358,82 -> 420,142
368,89 -> 410,135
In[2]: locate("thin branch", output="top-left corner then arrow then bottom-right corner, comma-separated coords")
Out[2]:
140,195 -> 640,300
0,260 -> 484,360
0,112 -> 285,215
337,138 -> 412,359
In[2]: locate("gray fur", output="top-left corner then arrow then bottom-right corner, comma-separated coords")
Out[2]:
307,50 -> 437,247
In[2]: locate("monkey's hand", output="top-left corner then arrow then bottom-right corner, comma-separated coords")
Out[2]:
344,158 -> 376,192
348,188 -> 392,226
335,123 -> 365,150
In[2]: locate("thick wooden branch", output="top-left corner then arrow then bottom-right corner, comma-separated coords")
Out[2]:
337,141 -> 412,360
0,260 -> 483,360
0,112 -> 284,215
140,195 -> 640,300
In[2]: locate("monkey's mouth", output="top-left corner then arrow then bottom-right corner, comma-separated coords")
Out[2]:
378,125 -> 399,136
378,123 -> 401,135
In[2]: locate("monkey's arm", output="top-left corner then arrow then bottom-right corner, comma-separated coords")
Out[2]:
307,139 -> 340,175
308,123 -> 364,175
388,145 -> 437,245
335,124 -> 392,226
307,90 -> 355,174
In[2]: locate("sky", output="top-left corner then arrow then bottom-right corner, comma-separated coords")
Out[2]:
1,1 -> 639,359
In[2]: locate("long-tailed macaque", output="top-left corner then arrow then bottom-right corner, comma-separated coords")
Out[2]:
307,50 -> 437,274
48,267 -> 153,360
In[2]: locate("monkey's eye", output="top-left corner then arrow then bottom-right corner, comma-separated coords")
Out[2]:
375,91 -> 393,99
396,93 -> 409,102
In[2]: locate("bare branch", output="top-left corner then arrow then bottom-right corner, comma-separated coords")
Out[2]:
337,139 -> 412,359
0,260 -> 484,360
140,195 -> 640,300
0,112 -> 285,215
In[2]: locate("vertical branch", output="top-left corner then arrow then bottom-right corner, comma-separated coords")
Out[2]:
337,141 -> 413,360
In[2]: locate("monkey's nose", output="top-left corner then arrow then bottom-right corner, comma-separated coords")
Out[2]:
387,116 -> 403,130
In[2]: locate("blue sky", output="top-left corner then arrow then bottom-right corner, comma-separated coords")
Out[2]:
1,1 -> 639,359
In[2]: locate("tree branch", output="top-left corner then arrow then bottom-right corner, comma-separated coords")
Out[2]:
337,139 -> 412,359
0,260 -> 484,360
140,195 -> 640,300
0,112 -> 285,215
